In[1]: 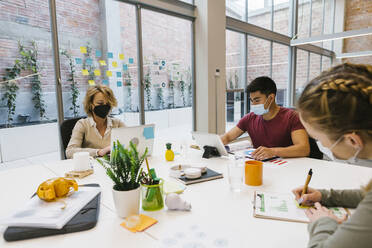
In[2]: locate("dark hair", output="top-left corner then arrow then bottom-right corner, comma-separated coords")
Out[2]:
246,76 -> 277,96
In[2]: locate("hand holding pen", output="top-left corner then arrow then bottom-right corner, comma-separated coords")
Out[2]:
292,169 -> 322,206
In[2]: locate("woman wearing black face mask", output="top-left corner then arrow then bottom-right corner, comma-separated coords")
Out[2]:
66,85 -> 125,159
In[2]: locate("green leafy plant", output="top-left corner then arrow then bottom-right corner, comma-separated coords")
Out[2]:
124,71 -> 132,111
82,42 -> 96,81
144,69 -> 153,110
179,75 -> 186,107
97,141 -> 148,191
156,87 -> 165,109
186,68 -> 192,107
1,61 -> 22,127
61,49 -> 80,117
234,70 -> 239,89
168,80 -> 175,108
19,41 -> 46,119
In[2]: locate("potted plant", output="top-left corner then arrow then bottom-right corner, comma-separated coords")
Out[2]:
97,141 -> 148,218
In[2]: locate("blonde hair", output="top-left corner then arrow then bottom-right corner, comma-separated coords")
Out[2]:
297,63 -> 372,194
297,63 -> 372,141
83,85 -> 118,116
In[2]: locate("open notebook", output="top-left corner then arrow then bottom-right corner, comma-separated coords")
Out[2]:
0,186 -> 101,229
253,191 -> 349,223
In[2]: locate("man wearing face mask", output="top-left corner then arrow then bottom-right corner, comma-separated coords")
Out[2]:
65,85 -> 125,159
221,76 -> 310,160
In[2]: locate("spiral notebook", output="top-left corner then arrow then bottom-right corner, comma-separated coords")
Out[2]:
253,191 -> 349,223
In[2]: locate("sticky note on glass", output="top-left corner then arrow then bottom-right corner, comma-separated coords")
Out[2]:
88,80 -> 95,86
119,53 -> 124,60
94,69 -> 101,76
82,69 -> 89,76
80,46 -> 87,54
117,81 -> 122,87
143,126 -> 154,139
99,60 -> 107,66
106,70 -> 112,77
102,79 -> 109,85
123,64 -> 128,71
116,71 -> 122,78
112,61 -> 118,68
75,58 -> 82,65
95,50 -> 102,57
86,58 -> 93,66
129,58 -> 134,64
120,214 -> 157,233
107,52 -> 113,59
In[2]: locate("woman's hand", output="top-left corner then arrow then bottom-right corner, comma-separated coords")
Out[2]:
306,202 -> 348,224
292,186 -> 322,206
97,146 -> 111,157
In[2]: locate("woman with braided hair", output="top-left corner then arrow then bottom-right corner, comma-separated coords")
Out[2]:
292,63 -> 372,247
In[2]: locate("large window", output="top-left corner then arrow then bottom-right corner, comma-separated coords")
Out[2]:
141,9 -> 193,138
225,30 -> 246,131
0,0 -> 59,163
272,42 -> 289,106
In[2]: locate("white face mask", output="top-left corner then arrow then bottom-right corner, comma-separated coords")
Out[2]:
317,136 -> 366,165
250,96 -> 272,116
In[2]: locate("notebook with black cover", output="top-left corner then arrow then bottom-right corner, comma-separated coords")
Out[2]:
3,184 -> 101,242
177,168 -> 223,185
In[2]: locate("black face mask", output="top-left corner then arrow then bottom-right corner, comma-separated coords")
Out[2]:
93,104 -> 111,118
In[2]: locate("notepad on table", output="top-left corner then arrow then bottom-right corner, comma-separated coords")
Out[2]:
253,191 -> 349,223
177,168 -> 223,185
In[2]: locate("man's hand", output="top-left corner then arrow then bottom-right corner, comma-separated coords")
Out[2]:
251,146 -> 276,160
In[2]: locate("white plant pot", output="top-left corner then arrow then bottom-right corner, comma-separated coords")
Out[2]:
112,187 -> 140,218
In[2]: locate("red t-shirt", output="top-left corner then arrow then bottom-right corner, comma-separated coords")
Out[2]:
236,107 -> 305,148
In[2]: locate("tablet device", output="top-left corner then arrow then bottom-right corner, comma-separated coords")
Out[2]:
191,132 -> 229,156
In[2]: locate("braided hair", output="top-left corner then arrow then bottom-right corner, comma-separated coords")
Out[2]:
297,63 -> 372,141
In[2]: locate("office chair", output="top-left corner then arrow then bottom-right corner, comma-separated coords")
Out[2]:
60,117 -> 84,159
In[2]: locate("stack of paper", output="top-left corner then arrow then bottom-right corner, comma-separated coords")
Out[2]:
0,186 -> 101,229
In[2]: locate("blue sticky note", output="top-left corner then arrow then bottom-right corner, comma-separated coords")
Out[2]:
129,58 -> 134,64
116,71 -> 122,78
86,58 -> 93,65
123,64 -> 128,71
75,58 -> 82,64
95,50 -> 102,57
117,81 -> 122,87
102,79 -> 109,85
108,52 -> 113,59
143,126 -> 154,140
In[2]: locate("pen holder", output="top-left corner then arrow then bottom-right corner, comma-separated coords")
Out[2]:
141,179 -> 164,211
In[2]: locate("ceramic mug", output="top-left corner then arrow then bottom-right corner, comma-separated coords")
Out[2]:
245,160 -> 263,186
73,152 -> 92,171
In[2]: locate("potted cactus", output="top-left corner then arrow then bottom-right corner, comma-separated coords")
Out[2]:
97,141 -> 148,218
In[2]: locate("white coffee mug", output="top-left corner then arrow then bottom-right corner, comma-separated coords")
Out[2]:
73,152 -> 91,171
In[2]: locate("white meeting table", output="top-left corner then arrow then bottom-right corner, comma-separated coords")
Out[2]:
1,145 -> 372,247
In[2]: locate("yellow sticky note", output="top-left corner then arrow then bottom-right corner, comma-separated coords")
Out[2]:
82,69 -> 89,76
94,69 -> 101,76
119,53 -> 124,60
112,61 -> 118,68
88,80 -> 95,86
120,214 -> 157,233
80,46 -> 87,54
106,70 -> 112,77
294,199 -> 310,209
99,60 -> 107,66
